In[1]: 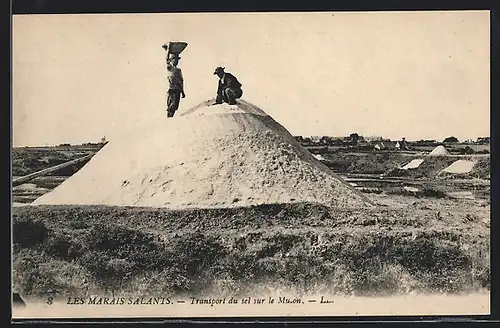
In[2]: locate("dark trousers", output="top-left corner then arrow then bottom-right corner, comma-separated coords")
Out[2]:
217,88 -> 243,105
167,90 -> 181,117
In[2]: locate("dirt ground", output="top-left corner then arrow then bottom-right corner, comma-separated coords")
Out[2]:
11,145 -> 491,299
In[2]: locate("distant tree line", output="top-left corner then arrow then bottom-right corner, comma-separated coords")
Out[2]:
57,137 -> 108,148
294,134 -> 490,146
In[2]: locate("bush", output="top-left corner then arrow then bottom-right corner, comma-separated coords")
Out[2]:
443,136 -> 459,143
43,233 -> 83,260
391,237 -> 469,274
13,217 -> 48,247
350,261 -> 409,295
85,224 -> 167,271
12,250 -> 62,296
457,146 -> 475,155
384,168 -> 409,177
69,221 -> 89,229
170,232 -> 228,276
79,251 -> 135,293
386,186 -> 447,199
419,187 -> 447,198
87,224 -> 157,253
79,251 -> 112,280
105,258 -> 135,290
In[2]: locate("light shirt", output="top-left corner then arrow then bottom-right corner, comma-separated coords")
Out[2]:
167,64 -> 184,91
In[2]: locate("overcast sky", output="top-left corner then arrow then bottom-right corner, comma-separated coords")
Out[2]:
12,11 -> 490,146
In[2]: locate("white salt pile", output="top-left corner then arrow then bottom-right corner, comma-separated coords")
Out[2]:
12,183 -> 40,191
447,191 -> 475,200
13,202 -> 30,207
442,160 -> 475,174
33,99 -> 374,209
313,154 -> 326,161
404,186 -> 419,193
401,159 -> 424,170
428,145 -> 450,156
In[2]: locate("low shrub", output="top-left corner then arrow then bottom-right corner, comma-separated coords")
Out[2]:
419,187 -> 447,198
13,217 -> 48,247
12,250 -> 61,296
43,232 -> 83,260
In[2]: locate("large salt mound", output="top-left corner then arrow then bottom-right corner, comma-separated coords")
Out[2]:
33,100 -> 373,209
442,160 -> 475,174
428,145 -> 450,156
401,159 -> 424,170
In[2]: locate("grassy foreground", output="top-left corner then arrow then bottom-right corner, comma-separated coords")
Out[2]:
12,203 -> 490,298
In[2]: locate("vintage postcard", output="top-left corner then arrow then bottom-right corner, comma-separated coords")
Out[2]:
12,11 -> 490,319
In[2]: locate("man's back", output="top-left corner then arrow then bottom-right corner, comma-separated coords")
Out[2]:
219,72 -> 242,90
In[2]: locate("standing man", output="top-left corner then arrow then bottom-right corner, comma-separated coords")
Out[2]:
165,54 -> 185,117
213,67 -> 243,105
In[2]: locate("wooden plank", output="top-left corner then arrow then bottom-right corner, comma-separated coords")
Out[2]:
344,178 -> 404,184
12,154 -> 95,187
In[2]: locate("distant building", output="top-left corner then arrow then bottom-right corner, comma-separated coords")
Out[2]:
366,136 -> 384,142
320,136 -> 334,144
330,138 -> 344,146
476,137 -> 490,144
373,141 -> 397,150
382,141 -> 397,150
310,136 -> 322,144
341,137 -> 352,146
414,139 -> 437,146
357,140 -> 374,150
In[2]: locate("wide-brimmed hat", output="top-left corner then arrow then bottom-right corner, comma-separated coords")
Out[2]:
213,66 -> 225,74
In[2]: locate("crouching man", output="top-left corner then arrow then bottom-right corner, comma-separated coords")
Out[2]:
213,67 -> 242,105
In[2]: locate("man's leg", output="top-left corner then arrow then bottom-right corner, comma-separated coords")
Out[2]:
234,88 -> 243,100
221,89 -> 230,104
167,90 -> 181,117
223,88 -> 239,105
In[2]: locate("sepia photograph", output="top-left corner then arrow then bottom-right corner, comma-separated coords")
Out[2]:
11,10 -> 490,318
